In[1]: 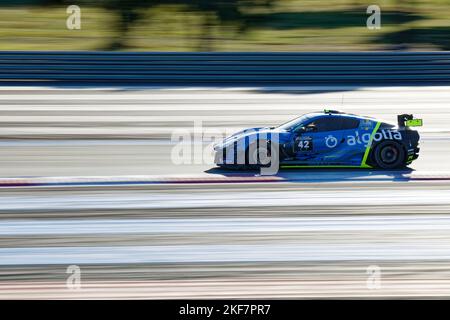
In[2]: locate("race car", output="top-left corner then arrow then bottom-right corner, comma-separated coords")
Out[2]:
213,110 -> 421,170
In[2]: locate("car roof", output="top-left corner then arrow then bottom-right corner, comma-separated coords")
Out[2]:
309,110 -> 396,127
310,111 -> 375,121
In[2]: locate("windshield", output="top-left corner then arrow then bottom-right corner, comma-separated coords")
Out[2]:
277,114 -> 313,131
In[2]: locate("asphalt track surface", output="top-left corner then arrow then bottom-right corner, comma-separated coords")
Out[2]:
1,86 -> 450,299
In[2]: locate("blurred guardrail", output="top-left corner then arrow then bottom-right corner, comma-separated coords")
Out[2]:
0,51 -> 449,86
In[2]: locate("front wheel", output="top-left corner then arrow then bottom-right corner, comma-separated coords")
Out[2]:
245,141 -> 280,170
372,140 -> 406,169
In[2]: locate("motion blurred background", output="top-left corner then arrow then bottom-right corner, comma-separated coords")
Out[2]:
1,0 -> 450,300
0,0 -> 448,51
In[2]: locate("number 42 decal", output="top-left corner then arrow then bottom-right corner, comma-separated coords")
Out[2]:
298,137 -> 313,151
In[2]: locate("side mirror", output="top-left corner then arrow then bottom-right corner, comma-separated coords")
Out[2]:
296,126 -> 307,133
302,125 -> 317,133
294,125 -> 317,133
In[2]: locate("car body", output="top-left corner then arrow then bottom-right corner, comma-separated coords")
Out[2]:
213,110 -> 421,170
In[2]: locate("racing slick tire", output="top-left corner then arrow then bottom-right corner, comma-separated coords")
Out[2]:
372,140 -> 406,169
245,140 -> 280,170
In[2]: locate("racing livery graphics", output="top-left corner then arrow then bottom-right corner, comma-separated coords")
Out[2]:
214,110 -> 421,170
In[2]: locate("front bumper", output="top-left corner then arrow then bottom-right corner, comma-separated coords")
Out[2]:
214,147 -> 240,166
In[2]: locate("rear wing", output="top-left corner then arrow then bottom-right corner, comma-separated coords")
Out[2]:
397,114 -> 423,128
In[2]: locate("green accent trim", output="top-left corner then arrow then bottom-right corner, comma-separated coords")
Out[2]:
405,119 -> 423,127
281,165 -> 371,169
360,121 -> 381,168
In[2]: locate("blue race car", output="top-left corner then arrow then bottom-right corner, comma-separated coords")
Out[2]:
214,110 -> 421,170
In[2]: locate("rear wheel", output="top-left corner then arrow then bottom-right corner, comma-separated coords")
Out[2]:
373,140 -> 406,169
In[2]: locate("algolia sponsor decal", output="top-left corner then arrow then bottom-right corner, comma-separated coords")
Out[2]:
346,129 -> 402,147
325,135 -> 338,148
324,129 -> 402,149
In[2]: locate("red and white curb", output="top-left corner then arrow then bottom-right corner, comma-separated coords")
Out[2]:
0,171 -> 449,188
0,175 -> 285,187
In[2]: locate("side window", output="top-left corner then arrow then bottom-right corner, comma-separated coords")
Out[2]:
306,117 -> 342,132
340,118 -> 360,130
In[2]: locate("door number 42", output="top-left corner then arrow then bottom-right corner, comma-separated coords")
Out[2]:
298,139 -> 312,151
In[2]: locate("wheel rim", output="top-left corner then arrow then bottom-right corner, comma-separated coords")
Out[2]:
380,145 -> 399,164
251,147 -> 271,165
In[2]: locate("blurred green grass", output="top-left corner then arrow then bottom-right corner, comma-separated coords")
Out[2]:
0,0 -> 448,51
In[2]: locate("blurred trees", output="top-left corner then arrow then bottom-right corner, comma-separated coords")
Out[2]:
1,0 -> 449,51
42,0 -> 274,51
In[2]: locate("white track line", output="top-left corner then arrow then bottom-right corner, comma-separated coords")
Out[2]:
2,215 -> 450,236
2,242 -> 450,265
0,189 -> 450,211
